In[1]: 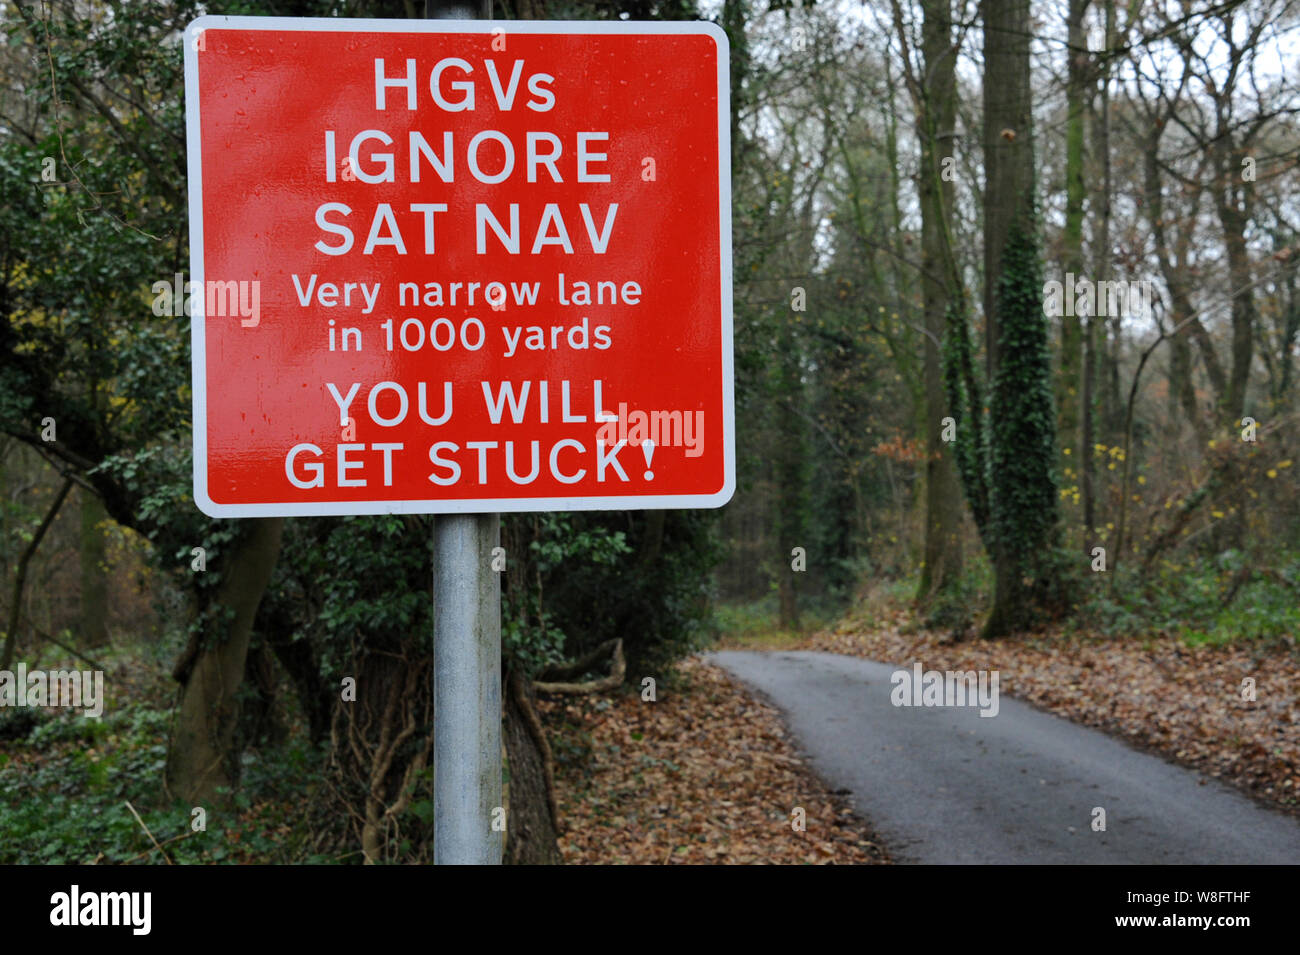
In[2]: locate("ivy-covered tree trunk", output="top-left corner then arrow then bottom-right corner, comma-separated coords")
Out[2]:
985,223 -> 1065,635
980,0 -> 1065,637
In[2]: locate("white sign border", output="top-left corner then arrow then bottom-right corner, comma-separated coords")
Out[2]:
185,16 -> 734,518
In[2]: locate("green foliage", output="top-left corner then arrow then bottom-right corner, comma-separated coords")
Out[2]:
503,513 -> 632,675
0,1 -> 194,456
0,701 -> 315,863
922,553 -> 993,631
518,511 -> 720,679
277,515 -> 430,678
713,592 -> 842,647
1074,550 -> 1300,646
0,0 -> 213,626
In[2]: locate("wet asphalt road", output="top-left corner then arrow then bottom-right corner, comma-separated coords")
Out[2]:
710,650 -> 1300,864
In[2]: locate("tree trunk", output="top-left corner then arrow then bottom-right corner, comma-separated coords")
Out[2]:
1082,310 -> 1097,537
503,668 -> 561,864
1168,315 -> 1205,441
1090,0 -> 1117,525
1060,0 -> 1090,549
916,0 -> 964,602
165,517 -> 284,806
2,478 -> 72,671
981,0 -> 1035,379
1142,126 -> 1208,443
981,0 -> 1063,636
1215,168 -> 1256,424
775,327 -> 803,630
262,611 -> 331,744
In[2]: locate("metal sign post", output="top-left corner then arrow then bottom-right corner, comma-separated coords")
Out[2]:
426,0 -> 500,868
432,512 -> 500,864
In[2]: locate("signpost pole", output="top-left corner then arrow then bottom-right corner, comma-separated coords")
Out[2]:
432,512 -> 501,864
427,0 -> 501,867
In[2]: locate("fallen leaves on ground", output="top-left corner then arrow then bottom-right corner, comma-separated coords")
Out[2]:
796,610 -> 1300,814
542,656 -> 891,864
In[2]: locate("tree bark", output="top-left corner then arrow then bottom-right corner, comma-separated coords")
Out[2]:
981,0 -> 1063,637
776,327 -> 803,630
1082,307 -> 1098,536
981,0 -> 1035,379
916,0 -> 964,602
1087,0 -> 1117,536
1214,154 -> 1256,424
503,667 -> 561,864
1060,0 -> 1090,548
165,517 -> 284,806
1142,124 -> 1208,443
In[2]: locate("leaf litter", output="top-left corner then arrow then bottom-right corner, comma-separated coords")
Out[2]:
542,656 -> 891,864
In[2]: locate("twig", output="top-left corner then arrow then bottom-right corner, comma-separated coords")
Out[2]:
27,625 -> 109,672
122,830 -> 193,864
125,800 -> 173,865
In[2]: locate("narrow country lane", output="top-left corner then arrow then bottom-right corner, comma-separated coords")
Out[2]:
710,650 -> 1300,864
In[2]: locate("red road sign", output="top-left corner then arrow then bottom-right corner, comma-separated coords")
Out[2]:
184,17 -> 733,516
